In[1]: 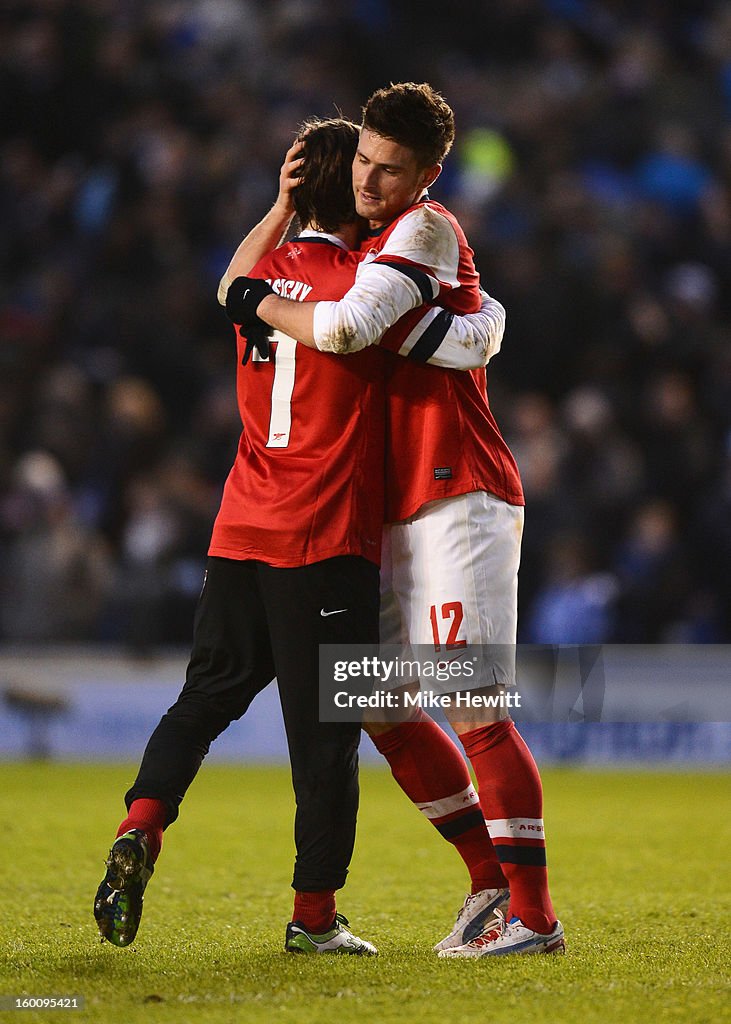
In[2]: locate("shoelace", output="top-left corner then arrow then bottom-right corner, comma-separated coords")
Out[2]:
456,892 -> 480,922
456,889 -> 505,922
465,908 -> 507,948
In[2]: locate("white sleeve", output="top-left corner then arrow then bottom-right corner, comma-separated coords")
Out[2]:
405,289 -> 505,370
312,263 -> 427,353
312,206 -> 457,354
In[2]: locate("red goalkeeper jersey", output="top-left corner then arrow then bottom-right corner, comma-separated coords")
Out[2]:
209,234 -> 386,567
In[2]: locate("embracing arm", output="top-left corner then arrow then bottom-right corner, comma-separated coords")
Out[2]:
232,204 -> 505,367
403,289 -> 506,370
255,260 -> 425,350
254,204 -> 452,349
252,283 -> 505,371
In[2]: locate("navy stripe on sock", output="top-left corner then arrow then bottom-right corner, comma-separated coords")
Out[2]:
494,844 -> 547,867
435,808 -> 486,840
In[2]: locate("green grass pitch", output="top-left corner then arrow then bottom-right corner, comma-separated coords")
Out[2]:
0,762 -> 729,1024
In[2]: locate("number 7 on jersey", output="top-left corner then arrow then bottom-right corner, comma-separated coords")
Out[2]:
266,336 -> 297,448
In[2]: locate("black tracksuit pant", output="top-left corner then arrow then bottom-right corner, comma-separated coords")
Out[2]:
125,554 -> 379,892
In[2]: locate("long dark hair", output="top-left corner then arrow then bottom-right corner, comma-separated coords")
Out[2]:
293,117 -> 360,233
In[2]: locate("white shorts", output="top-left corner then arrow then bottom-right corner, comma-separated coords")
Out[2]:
380,491 -> 524,688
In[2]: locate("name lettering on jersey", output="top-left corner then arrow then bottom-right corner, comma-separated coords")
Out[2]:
266,277 -> 313,302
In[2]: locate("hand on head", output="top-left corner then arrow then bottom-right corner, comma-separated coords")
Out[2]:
277,140 -> 306,214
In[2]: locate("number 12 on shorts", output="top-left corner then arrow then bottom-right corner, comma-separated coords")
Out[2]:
429,601 -> 467,651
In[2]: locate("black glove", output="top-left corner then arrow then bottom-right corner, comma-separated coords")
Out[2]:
239,323 -> 272,366
225,276 -> 275,327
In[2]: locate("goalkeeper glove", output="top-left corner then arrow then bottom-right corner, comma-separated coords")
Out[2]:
225,276 -> 275,327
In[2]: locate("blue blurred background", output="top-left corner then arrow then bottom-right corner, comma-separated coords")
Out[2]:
1,1 -> 730,763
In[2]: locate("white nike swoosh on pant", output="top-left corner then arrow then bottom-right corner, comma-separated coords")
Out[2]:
320,608 -> 348,617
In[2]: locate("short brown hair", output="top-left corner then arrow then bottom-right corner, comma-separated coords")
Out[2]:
292,117 -> 359,233
362,82 -> 455,168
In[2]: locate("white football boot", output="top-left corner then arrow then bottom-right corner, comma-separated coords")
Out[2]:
433,887 -> 510,952
438,908 -> 565,957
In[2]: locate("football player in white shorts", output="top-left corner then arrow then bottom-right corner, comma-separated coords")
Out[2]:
226,83 -> 564,958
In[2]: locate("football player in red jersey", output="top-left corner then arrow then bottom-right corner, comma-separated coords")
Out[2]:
228,83 -> 565,958
93,117 -> 501,957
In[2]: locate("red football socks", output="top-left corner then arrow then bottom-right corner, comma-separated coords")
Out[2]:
116,797 -> 166,863
459,720 -> 556,934
370,709 -> 507,892
293,890 -> 337,933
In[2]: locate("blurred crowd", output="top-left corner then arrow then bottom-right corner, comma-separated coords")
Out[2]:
1,0 -> 729,648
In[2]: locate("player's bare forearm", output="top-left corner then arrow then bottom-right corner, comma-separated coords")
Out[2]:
217,142 -> 304,305
217,204 -> 293,304
257,295 -> 318,347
